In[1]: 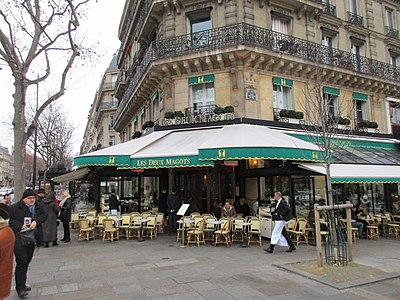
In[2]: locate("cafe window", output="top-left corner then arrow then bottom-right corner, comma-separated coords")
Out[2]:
189,75 -> 215,107
188,9 -> 211,47
273,78 -> 293,110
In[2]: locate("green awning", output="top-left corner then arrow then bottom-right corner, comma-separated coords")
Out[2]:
352,92 -> 368,101
272,77 -> 293,88
332,177 -> 400,184
130,155 -> 214,169
198,147 -> 322,162
140,107 -> 145,115
188,74 -> 214,85
151,89 -> 158,101
74,155 -> 131,167
323,86 -> 340,96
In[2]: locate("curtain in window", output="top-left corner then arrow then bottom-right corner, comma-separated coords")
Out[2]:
272,17 -> 288,34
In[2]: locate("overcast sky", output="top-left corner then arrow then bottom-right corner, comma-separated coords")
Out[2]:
0,0 -> 125,155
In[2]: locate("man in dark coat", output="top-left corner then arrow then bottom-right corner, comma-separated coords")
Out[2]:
158,188 -> 168,217
166,187 -> 181,234
9,189 -> 48,298
34,189 -> 46,247
108,188 -> 119,215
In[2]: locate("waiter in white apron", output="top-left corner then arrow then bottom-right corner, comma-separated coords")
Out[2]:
264,192 -> 296,253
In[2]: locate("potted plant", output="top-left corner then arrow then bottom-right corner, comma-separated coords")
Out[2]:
337,116 -> 350,130
174,111 -> 184,118
165,111 -> 175,119
214,106 -> 225,115
224,106 -> 234,113
142,120 -> 154,130
358,120 -> 379,133
279,109 -> 304,124
132,131 -> 142,139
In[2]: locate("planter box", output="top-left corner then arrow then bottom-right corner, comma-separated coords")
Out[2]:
337,124 -> 350,130
359,127 -> 379,133
279,117 -> 305,125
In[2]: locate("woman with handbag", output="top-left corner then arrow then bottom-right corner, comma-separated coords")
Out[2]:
9,189 -> 48,299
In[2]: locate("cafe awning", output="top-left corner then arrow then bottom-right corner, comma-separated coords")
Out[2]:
73,131 -> 170,167
298,163 -> 400,183
53,167 -> 90,183
130,127 -> 216,169
198,124 -> 322,162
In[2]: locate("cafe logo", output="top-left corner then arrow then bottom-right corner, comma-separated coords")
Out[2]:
108,156 -> 115,164
161,112 -> 235,126
218,149 -> 226,158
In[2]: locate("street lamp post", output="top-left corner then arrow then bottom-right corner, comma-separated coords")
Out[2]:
41,144 -> 50,190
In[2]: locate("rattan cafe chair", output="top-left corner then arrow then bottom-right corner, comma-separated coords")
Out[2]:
102,218 -> 119,242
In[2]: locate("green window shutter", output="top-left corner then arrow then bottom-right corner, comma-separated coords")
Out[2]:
151,89 -> 158,101
323,86 -> 340,96
352,92 -> 368,101
188,74 -> 214,85
272,77 -> 293,88
140,107 -> 145,115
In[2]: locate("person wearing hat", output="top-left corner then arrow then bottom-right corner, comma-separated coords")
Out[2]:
0,203 -> 15,300
9,189 -> 48,298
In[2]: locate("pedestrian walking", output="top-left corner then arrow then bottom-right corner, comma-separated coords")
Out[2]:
9,188 -> 48,298
0,203 -> 15,300
34,189 -> 46,247
167,187 -> 181,234
264,192 -> 296,253
42,192 -> 60,248
59,192 -> 73,243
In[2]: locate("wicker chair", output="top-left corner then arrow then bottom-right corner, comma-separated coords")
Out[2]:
214,218 -> 232,247
247,218 -> 262,246
78,219 -> 95,241
187,219 -> 205,246
102,218 -> 119,242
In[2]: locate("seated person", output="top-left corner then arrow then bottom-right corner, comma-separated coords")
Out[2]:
212,201 -> 222,218
351,203 -> 365,237
238,198 -> 251,218
221,200 -> 237,218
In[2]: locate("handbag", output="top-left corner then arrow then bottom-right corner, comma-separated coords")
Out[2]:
18,229 -> 36,247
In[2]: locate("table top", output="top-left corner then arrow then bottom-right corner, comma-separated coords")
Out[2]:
206,220 -> 224,225
177,219 -> 194,224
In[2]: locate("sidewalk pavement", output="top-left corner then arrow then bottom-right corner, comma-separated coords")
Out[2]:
6,229 -> 400,300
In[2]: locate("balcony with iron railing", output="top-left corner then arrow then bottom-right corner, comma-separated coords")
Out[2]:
323,3 -> 336,17
347,11 -> 363,27
115,23 -> 400,123
385,26 -> 399,39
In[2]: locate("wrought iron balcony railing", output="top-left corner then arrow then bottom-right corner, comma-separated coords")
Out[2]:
185,104 -> 217,117
115,23 -> 400,122
347,11 -> 363,27
323,4 -> 336,17
385,26 -> 400,39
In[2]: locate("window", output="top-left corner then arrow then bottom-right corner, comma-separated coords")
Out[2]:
349,0 -> 357,14
272,16 -> 289,34
109,116 -> 114,130
324,93 -> 339,118
191,82 -> 215,107
389,53 -> 398,67
109,136 -> 115,146
386,7 -> 395,29
351,41 -> 364,71
140,108 -> 145,128
321,30 -> 337,63
354,100 -> 368,122
152,92 -> 160,123
273,85 -> 293,110
188,10 -> 211,47
390,102 -> 400,124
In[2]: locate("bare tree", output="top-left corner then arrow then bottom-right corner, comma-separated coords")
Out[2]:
27,103 -> 75,174
0,0 -> 89,198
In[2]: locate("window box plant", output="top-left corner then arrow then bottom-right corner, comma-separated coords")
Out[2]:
337,116 -> 351,130
214,106 -> 225,115
174,111 -> 184,118
165,112 -> 175,119
142,120 -> 154,130
278,109 -> 304,124
358,120 -> 379,133
224,106 -> 234,113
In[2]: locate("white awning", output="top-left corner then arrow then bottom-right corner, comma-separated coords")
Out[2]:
298,163 -> 400,183
53,167 -> 90,183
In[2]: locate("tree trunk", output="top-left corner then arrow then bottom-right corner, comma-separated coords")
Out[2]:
13,77 -> 28,200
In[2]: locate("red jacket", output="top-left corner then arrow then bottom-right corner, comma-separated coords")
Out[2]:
0,223 -> 15,299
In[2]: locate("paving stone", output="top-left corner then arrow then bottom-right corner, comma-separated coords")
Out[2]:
188,280 -> 218,292
39,285 -> 59,296
59,264 -> 81,271
60,283 -> 79,292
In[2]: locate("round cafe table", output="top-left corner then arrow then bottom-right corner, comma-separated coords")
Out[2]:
177,219 -> 194,248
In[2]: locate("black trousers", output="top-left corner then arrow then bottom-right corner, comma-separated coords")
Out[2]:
14,244 -> 35,292
281,226 -> 296,248
62,220 -> 70,240
168,212 -> 178,233
35,226 -> 43,246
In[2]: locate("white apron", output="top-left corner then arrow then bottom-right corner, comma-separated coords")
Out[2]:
271,220 -> 289,246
